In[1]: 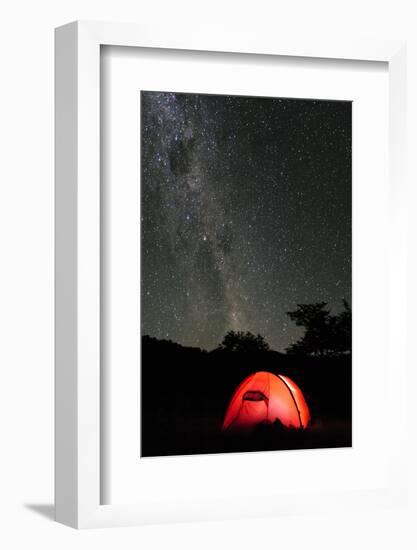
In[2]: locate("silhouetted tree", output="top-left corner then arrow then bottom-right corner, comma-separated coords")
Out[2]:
286,302 -> 331,356
218,331 -> 270,353
285,300 -> 351,357
332,299 -> 352,354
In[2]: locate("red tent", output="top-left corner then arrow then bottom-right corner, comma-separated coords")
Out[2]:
222,371 -> 310,432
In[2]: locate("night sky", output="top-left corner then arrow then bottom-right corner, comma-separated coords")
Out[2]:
141,91 -> 351,352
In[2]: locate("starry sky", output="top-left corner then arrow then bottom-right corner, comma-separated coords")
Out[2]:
141,91 -> 351,352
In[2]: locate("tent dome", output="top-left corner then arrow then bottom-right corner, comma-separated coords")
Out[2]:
222,371 -> 310,432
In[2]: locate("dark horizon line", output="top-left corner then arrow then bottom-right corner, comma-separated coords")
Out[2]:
141,333 -> 280,354
141,333 -> 352,358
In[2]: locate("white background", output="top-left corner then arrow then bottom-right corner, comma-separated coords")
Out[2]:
1,0 -> 417,549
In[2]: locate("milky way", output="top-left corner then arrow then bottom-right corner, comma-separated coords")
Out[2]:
141,91 -> 351,351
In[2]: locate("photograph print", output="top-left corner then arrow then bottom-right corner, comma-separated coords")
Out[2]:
141,90 -> 352,457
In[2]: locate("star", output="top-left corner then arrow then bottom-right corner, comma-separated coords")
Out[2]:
141,90 -> 351,351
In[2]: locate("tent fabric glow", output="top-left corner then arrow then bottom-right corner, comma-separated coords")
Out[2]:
222,371 -> 310,432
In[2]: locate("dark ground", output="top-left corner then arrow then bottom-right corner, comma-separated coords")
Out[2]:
141,336 -> 352,457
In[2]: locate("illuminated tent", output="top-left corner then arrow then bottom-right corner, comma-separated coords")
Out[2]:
222,371 -> 310,432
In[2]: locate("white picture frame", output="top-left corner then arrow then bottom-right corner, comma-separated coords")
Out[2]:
55,21 -> 407,529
